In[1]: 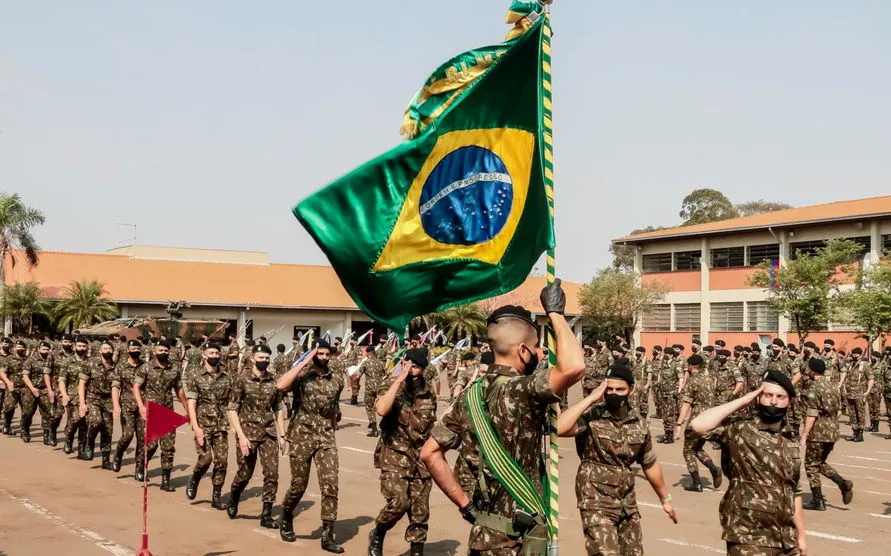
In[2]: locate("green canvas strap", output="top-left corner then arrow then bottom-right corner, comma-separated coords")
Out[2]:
466,377 -> 549,530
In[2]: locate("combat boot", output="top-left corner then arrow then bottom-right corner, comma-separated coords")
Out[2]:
320,520 -> 345,553
854,429 -> 864,442
21,428 -> 30,443
663,430 -> 675,445
804,488 -> 826,511
260,502 -> 278,529
869,421 -> 879,433
42,430 -> 51,446
186,470 -> 203,500
368,525 -> 386,556
101,451 -> 114,471
63,435 -> 74,454
684,472 -> 703,492
349,396 -> 359,406
834,477 -> 854,505
211,486 -> 225,510
846,429 -> 860,442
160,469 -> 176,492
410,542 -> 424,556
367,423 -> 379,438
135,459 -> 145,482
2,417 -> 12,436
48,429 -> 58,447
279,507 -> 296,542
79,440 -> 95,461
227,486 -> 243,519
111,446 -> 124,472
705,461 -> 723,489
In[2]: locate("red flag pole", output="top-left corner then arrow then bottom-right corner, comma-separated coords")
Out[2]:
138,403 -> 152,556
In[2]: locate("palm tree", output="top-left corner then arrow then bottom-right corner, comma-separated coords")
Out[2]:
0,194 -> 46,333
0,282 -> 52,334
440,303 -> 488,341
54,280 -> 119,332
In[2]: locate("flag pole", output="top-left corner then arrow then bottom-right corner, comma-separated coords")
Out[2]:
539,4 -> 560,553
138,404 -> 152,555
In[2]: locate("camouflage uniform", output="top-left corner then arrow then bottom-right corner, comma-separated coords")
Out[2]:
573,404 -> 655,555
1,353 -> 30,433
443,349 -> 459,397
359,356 -> 387,427
630,354 -> 650,417
271,353 -> 291,379
704,418 -> 802,554
656,357 -> 684,439
183,347 -> 204,379
713,360 -> 744,406
802,376 -> 845,490
373,375 -> 437,543
112,357 -> 145,465
24,352 -> 60,439
134,360 -> 183,470
79,357 -> 116,457
883,356 -> 891,430
844,359 -> 871,433
430,364 -> 557,553
184,366 -> 232,488
281,365 -> 344,520
59,355 -> 89,449
681,370 -> 716,475
650,356 -> 664,418
583,349 -> 612,396
228,370 -> 282,503
226,341 -> 241,376
867,357 -> 884,428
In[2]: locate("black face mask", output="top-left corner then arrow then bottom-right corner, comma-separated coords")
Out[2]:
313,356 -> 330,369
75,348 -> 87,356
206,357 -> 220,367
521,347 -> 539,375
757,404 -> 787,424
128,351 -> 140,360
255,361 -> 269,372
62,345 -> 73,352
604,393 -> 628,413
156,353 -> 169,363
101,352 -> 114,361
823,347 -> 831,353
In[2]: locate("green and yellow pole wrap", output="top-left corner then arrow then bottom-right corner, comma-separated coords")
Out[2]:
540,12 -> 560,552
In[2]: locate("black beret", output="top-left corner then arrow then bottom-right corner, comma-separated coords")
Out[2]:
872,350 -> 882,359
203,342 -> 220,351
687,354 -> 704,367
252,344 -> 272,355
653,345 -> 663,352
615,357 -> 631,367
1,337 -> 12,343
38,341 -> 51,348
771,338 -> 785,348
75,336 -> 89,344
692,338 -> 702,346
366,345 -> 377,354
672,344 -> 684,350
62,334 -> 74,341
823,339 -> 835,346
838,350 -> 847,356
788,345 -> 799,354
715,339 -> 726,347
803,341 -> 817,349
461,351 -> 476,361
15,340 -> 26,347
635,346 -> 646,353
334,337 -> 342,342
156,339 -> 171,349
750,343 -> 762,352
885,346 -> 891,353
127,339 -> 142,347
404,348 -> 428,368
702,345 -> 715,353
762,369 -> 795,399
808,358 -> 826,374
605,362 -> 634,385
314,338 -> 331,350
487,305 -> 536,329
733,345 -> 744,352
480,351 -> 495,365
717,349 -> 732,357
663,347 -> 675,356
851,347 -> 863,355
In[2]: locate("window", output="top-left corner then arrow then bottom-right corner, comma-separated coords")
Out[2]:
747,302 -> 778,331
642,253 -> 672,273
883,234 -> 891,254
711,302 -> 744,332
790,240 -> 826,259
747,243 -> 780,266
711,246 -> 745,268
674,304 -> 701,332
641,305 -> 671,332
674,251 -> 702,270
293,326 -> 321,342
846,236 -> 870,253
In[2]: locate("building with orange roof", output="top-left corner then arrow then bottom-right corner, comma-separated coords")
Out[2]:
4,245 -> 582,346
612,195 -> 891,350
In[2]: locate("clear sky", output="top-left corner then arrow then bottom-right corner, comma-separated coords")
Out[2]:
2,1 -> 889,284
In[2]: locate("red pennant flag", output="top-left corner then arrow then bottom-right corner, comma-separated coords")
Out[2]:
145,401 -> 189,445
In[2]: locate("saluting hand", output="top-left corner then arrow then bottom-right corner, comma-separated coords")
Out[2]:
590,380 -> 608,403
742,385 -> 764,405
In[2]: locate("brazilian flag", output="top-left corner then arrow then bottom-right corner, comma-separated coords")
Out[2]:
295,6 -> 553,331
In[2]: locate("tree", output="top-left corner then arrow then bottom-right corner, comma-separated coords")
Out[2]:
836,259 -> 891,349
0,282 -> 52,334
578,268 -> 668,345
610,226 -> 667,271
679,188 -> 739,226
747,239 -> 863,344
0,194 -> 46,331
438,303 -> 488,341
735,200 -> 793,217
54,280 -> 119,332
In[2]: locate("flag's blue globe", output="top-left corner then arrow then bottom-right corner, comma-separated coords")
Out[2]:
419,145 -> 514,246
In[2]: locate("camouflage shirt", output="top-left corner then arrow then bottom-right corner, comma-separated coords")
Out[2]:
271,355 -> 291,379
681,371 -> 715,423
574,405 -> 656,519
430,364 -> 558,551
79,358 -> 117,400
288,366 -> 343,442
743,357 -> 765,390
656,357 -> 684,393
184,347 -> 203,373
134,361 -> 183,407
844,359 -> 871,397
184,366 -> 232,432
583,349 -> 613,388
228,370 -> 281,441
112,358 -> 145,409
375,375 -> 437,477
803,377 -> 839,443
704,417 -> 802,550
23,353 -> 55,390
59,355 -> 90,397
765,354 -> 797,381
631,355 -> 649,386
359,357 -> 387,393
1,354 -> 28,388
713,361 -> 743,397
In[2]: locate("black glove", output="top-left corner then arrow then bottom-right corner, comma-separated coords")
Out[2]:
539,278 -> 565,315
460,502 -> 478,525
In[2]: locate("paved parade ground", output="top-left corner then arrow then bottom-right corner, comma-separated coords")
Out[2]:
2,382 -> 891,556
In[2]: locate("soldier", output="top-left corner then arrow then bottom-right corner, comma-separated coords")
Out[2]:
133,340 -> 189,489
183,338 -> 204,377
630,346 -> 650,417
367,348 -> 437,556
271,343 -> 290,379
56,334 -> 75,362
841,347 -> 873,442
583,340 -> 612,396
675,355 -> 722,492
454,351 -> 494,398
452,352 -> 478,398
78,341 -> 116,467
226,344 -> 286,529
655,346 -> 684,444
111,340 -> 145,474
743,344 -> 764,393
800,358 -> 854,511
184,343 -> 232,510
275,339 -> 345,553
820,339 -> 841,383
883,347 -> 891,439
867,350 -> 884,433
557,362 -> 677,555
0,337 -> 12,413
59,337 -> 90,454
650,345 -> 664,419
0,340 -> 30,438
357,345 -> 386,437
22,341 -> 58,445
421,281 -> 586,555
343,337 -> 362,405
713,349 -> 744,406
690,371 -> 807,555
226,335 -> 241,376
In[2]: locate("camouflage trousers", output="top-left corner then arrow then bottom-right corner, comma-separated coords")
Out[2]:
805,442 -> 845,490
137,416 -> 175,470
579,509 -> 643,556
658,389 -> 679,436
446,370 -> 457,399
63,401 -> 87,446
365,386 -> 378,427
653,385 -> 664,417
375,471 -> 431,543
885,395 -> 891,424
282,434 -> 338,521
349,374 -> 361,399
37,389 -> 62,432
868,386 -> 884,423
194,430 -> 229,487
3,388 -> 37,432
87,396 -> 114,454
632,387 -> 649,418
726,542 -> 800,555
847,396 -> 867,430
683,429 -> 714,474
116,405 -> 143,458
231,435 -> 279,504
